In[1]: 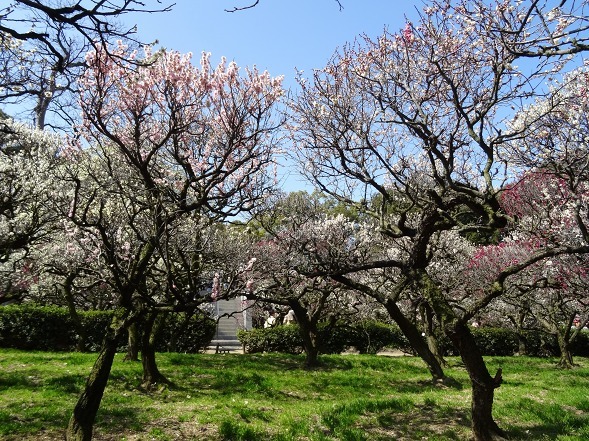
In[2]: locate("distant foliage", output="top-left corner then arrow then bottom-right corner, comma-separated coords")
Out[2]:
440,328 -> 519,356
3,304 -> 588,357
79,309 -> 118,351
440,327 -> 589,357
475,328 -> 519,356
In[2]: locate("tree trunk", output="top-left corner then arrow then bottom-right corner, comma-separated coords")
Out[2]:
297,318 -> 321,368
556,332 -> 575,369
65,316 -> 123,441
426,334 -> 446,366
141,312 -> 169,389
289,301 -> 321,368
422,303 -> 447,367
384,299 -> 447,382
446,321 -> 506,441
63,273 -> 87,352
301,328 -> 320,369
123,322 -> 139,362
516,332 -> 528,356
513,310 -> 529,356
416,269 -> 505,440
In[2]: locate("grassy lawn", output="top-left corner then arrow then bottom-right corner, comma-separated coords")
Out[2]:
0,350 -> 588,440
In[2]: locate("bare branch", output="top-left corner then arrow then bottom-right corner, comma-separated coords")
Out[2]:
225,0 -> 342,13
225,0 -> 260,12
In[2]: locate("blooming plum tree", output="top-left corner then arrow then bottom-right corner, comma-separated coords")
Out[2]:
245,191 -> 451,374
464,238 -> 589,367
486,63 -> 589,367
0,0 -> 173,130
244,192 -> 374,367
62,43 -> 283,441
288,1 -> 589,439
0,117 -> 61,302
465,166 -> 589,368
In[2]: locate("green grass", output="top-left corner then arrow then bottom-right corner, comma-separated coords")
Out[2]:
0,350 -> 588,440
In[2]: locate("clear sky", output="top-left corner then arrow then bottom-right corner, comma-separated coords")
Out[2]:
123,0 -> 423,192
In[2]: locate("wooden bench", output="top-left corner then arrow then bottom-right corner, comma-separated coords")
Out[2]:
215,345 -> 231,354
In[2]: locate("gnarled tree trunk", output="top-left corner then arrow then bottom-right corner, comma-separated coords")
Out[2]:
422,302 -> 447,367
556,331 -> 575,369
289,301 -> 321,368
510,309 -> 530,356
426,333 -> 446,366
123,322 -> 139,362
141,311 -> 170,389
66,314 -> 125,441
384,299 -> 447,382
516,332 -> 528,356
63,272 -> 87,352
330,274 -> 448,382
418,269 -> 505,441
446,321 -> 506,441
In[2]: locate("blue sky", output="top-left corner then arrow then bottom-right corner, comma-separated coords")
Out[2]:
124,1 -> 422,191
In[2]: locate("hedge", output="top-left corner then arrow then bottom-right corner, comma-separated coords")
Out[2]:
440,328 -> 589,357
155,312 -> 216,353
238,320 -> 412,355
0,305 -> 77,351
3,304 -> 587,358
238,321 -> 589,358
438,327 -> 520,356
0,304 -> 215,353
348,320 -> 412,354
238,325 -> 303,354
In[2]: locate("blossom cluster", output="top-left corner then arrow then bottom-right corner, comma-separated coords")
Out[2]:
78,43 -> 284,214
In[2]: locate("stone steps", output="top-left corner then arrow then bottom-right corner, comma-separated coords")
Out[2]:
208,297 -> 251,354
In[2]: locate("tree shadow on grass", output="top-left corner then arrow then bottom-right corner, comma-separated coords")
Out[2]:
0,372 -> 39,389
165,353 -> 465,404
167,352 -> 306,372
1,370 -> 95,395
0,403 -> 70,437
504,398 -> 589,440
166,367 -> 284,401
323,401 -> 472,441
95,405 -> 144,433
166,352 -> 437,373
44,373 -> 87,393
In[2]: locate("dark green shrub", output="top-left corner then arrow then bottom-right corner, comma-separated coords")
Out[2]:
156,312 -> 216,353
0,305 -> 215,353
571,331 -> 589,357
0,305 -> 119,351
440,327 -> 589,357
472,327 -> 519,356
238,320 -> 411,355
349,320 -> 412,354
516,329 -> 556,357
238,325 -> 303,354
318,322 -> 351,354
440,327 -> 522,356
238,324 -> 343,355
518,328 -> 589,357
4,303 -> 585,358
0,304 -> 76,350
79,309 -> 116,351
